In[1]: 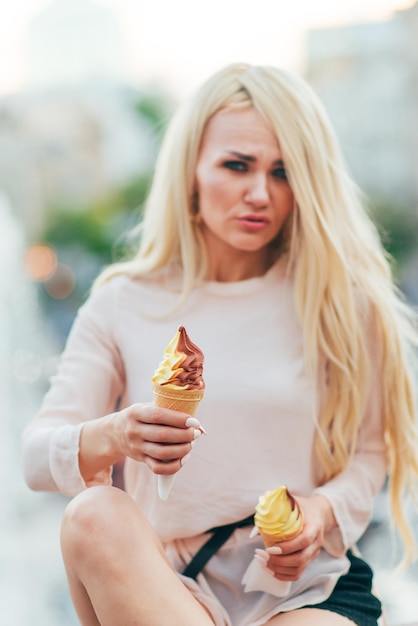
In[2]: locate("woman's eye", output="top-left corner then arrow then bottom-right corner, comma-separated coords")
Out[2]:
272,166 -> 287,180
223,160 -> 248,172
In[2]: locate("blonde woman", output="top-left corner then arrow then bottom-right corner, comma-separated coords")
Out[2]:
22,64 -> 418,626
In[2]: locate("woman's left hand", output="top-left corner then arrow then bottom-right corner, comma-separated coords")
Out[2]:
256,494 -> 337,581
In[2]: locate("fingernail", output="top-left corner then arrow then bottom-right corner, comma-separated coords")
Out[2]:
193,429 -> 201,439
254,549 -> 269,562
185,417 -> 200,428
249,526 -> 260,538
254,554 -> 268,565
181,452 -> 192,466
266,546 -> 282,555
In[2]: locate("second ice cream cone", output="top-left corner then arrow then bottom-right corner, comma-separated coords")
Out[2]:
255,486 -> 304,548
243,486 -> 304,598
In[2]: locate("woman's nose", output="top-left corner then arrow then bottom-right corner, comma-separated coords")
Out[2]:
244,174 -> 269,206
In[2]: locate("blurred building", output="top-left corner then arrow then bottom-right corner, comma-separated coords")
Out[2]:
304,1 -> 418,206
0,86 -> 156,239
0,0 -> 162,240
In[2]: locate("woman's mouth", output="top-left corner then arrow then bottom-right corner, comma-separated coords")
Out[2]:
237,215 -> 270,231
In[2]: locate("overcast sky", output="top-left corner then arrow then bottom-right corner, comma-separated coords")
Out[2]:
0,0 -> 414,97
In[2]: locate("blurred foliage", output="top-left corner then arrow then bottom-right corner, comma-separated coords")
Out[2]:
133,89 -> 175,139
369,199 -> 418,271
45,205 -> 113,259
44,173 -> 150,263
37,87 -> 172,341
42,86 -> 175,267
39,177 -> 148,341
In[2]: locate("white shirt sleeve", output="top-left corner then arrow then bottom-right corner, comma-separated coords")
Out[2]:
21,279 -> 125,497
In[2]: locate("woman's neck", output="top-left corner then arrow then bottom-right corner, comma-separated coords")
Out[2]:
206,249 -> 277,282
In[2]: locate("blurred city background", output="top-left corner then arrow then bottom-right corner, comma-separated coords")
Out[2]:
1,0 -> 417,624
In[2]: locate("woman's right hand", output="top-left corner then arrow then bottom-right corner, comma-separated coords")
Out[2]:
109,403 -> 204,474
78,403 -> 204,484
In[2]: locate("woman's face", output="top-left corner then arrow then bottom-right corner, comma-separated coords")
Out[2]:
194,106 -> 294,276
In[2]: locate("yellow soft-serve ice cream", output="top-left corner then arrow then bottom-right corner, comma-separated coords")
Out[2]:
242,487 -> 304,596
152,326 -> 205,500
255,486 -> 304,547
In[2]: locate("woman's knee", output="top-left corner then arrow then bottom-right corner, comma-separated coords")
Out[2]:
61,486 -> 143,559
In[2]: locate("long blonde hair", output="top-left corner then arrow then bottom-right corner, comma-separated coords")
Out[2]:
95,63 -> 418,562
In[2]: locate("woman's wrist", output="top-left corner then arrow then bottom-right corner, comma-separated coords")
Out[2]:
78,416 -> 123,483
309,493 -> 338,534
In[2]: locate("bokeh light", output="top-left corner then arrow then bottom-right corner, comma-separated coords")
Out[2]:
24,243 -> 57,282
24,244 -> 76,299
43,262 -> 76,299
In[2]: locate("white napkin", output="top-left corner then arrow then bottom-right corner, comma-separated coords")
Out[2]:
242,558 -> 292,597
242,550 -> 350,602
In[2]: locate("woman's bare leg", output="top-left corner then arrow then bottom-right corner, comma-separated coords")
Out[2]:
60,486 -> 215,626
265,608 -> 356,625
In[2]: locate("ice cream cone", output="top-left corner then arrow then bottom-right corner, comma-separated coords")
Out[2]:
245,486 -> 304,598
152,326 -> 205,500
157,474 -> 177,501
255,486 -> 304,548
153,383 -> 204,500
152,383 -> 204,415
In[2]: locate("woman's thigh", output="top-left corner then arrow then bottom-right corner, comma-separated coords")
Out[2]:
265,608 -> 355,625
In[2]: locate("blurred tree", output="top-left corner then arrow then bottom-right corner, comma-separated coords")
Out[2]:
133,88 -> 174,139
44,172 -> 150,262
42,86 -> 174,260
36,86 -> 176,342
38,177 -> 147,342
369,199 -> 418,273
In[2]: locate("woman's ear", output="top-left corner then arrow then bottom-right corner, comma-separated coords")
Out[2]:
190,191 -> 201,224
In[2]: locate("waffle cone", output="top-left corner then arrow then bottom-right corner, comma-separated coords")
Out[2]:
260,524 -> 303,548
152,382 -> 204,415
157,475 -> 176,500
153,383 -> 204,500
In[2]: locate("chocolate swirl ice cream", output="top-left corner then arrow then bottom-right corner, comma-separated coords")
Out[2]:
152,326 -> 205,390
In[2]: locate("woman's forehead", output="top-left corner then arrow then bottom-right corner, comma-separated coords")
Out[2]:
200,107 -> 281,155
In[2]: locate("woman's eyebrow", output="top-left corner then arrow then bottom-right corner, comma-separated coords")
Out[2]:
225,150 -> 284,167
224,150 -> 256,162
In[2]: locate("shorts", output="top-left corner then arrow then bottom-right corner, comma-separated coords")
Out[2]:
303,550 -> 382,626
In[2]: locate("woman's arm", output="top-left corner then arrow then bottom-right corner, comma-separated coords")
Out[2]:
21,279 -> 125,496
22,278 -> 201,496
263,332 -> 387,581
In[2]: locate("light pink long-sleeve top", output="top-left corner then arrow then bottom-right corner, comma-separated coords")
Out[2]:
21,258 -> 387,623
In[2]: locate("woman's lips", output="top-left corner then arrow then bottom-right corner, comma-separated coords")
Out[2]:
237,215 -> 270,231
